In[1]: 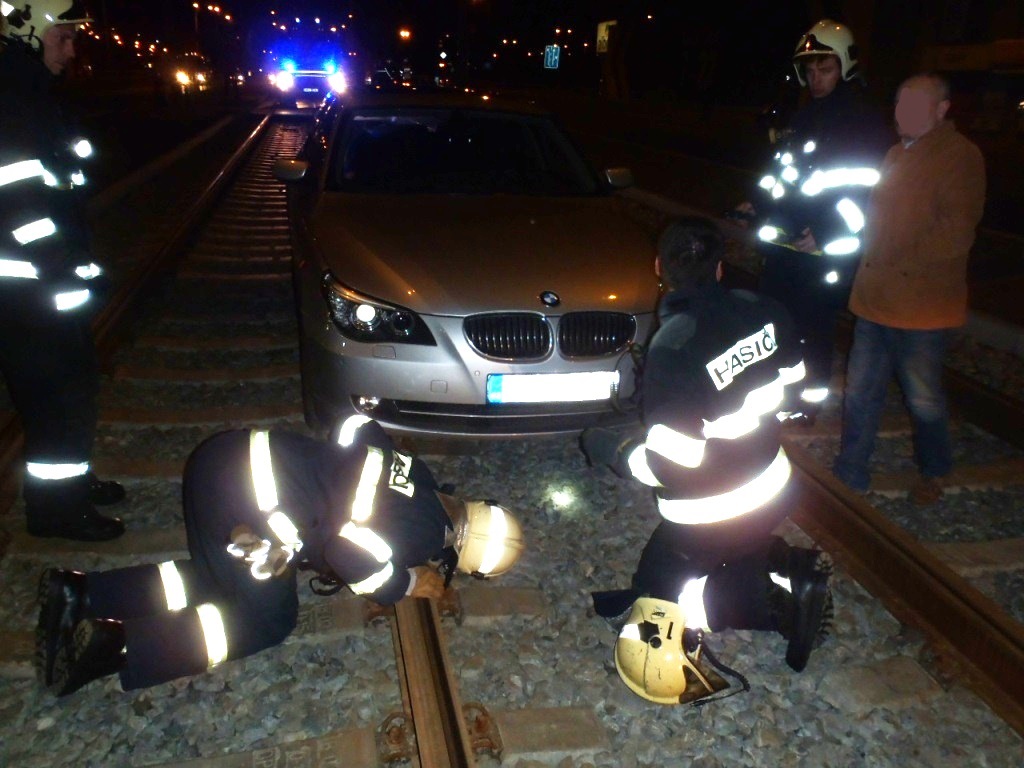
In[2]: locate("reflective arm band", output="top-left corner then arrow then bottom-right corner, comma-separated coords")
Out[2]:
404,567 -> 418,595
158,561 -> 188,611
337,414 -> 372,447
338,521 -> 393,562
267,510 -> 302,553
54,289 -> 90,312
626,444 -> 661,487
646,423 -> 706,469
656,448 -> 791,524
800,387 -> 829,404
0,259 -> 39,279
348,562 -> 395,595
196,603 -> 229,666
0,158 -> 56,188
12,218 -> 56,245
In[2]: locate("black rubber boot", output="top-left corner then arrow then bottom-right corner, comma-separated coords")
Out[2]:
87,471 -> 126,506
51,618 -> 126,697
36,569 -> 91,686
26,504 -> 125,541
770,545 -> 834,672
25,476 -> 125,541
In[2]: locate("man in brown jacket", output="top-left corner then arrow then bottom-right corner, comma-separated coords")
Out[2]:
833,73 -> 985,504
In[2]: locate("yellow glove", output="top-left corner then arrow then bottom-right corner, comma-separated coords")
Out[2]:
407,566 -> 445,600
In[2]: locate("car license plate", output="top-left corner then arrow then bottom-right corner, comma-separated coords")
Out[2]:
486,371 -> 618,404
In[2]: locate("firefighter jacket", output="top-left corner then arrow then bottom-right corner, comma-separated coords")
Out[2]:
0,39 -> 101,320
218,418 -> 451,605
755,81 -> 891,265
626,284 -> 805,525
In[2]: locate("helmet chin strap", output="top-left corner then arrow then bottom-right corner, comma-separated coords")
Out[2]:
435,491 -> 468,550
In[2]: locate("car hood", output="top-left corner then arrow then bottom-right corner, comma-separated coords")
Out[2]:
308,194 -> 658,316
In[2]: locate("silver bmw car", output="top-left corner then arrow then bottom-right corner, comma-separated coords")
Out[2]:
276,91 -> 659,436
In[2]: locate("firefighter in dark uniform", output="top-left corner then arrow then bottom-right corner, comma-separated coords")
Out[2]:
743,19 -> 891,421
582,217 -> 832,705
38,416 -> 525,696
0,0 -> 124,541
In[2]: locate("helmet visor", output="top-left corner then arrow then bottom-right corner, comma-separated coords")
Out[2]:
794,33 -> 836,58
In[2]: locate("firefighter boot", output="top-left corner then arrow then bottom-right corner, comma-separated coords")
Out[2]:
51,618 -> 126,697
37,569 -> 90,687
25,476 -> 125,541
768,542 -> 834,672
580,428 -> 635,477
87,471 -> 126,506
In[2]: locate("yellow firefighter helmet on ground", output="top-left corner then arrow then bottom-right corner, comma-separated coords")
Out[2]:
614,597 -> 727,705
436,494 -> 525,577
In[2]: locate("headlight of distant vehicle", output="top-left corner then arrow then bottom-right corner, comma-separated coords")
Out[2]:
175,70 -> 191,86
327,71 -> 347,94
196,72 -> 207,84
322,273 -> 435,345
275,71 -> 296,92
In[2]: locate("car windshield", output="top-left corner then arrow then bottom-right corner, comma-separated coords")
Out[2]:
328,108 -> 600,195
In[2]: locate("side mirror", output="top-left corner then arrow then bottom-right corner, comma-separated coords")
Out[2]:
273,158 -> 309,182
605,167 -> 634,189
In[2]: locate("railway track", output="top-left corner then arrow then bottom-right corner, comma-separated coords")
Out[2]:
0,111 -> 1021,766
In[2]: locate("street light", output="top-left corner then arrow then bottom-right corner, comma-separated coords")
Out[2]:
399,28 -> 411,41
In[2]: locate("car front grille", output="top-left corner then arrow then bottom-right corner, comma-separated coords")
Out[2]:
464,313 -> 551,360
558,312 -> 636,357
464,311 -> 635,360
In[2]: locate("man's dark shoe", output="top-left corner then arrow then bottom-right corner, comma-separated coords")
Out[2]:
580,427 -> 621,468
26,506 -> 125,541
36,569 -> 90,686
87,472 -> 126,506
782,548 -> 834,672
51,618 -> 126,697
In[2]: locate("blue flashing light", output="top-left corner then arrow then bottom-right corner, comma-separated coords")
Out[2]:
282,59 -> 297,72
323,60 -> 337,74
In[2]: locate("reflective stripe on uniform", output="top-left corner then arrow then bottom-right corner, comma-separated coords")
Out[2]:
12,217 -> 56,245
337,414 -> 372,447
249,430 -> 278,511
351,447 -> 383,522
158,561 -> 188,611
196,603 -> 229,666
702,377 -> 785,441
679,575 -> 710,631
26,461 -> 89,480
646,424 -> 705,469
656,447 -> 791,525
779,360 -> 806,386
626,444 -> 662,487
54,289 -> 90,311
0,158 -> 57,188
347,561 -> 395,595
338,521 -> 393,562
0,258 -> 39,279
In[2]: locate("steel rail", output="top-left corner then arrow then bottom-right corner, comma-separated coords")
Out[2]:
784,438 -> 1024,737
391,596 -> 477,768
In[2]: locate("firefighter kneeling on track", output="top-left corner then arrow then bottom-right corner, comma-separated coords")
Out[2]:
37,416 -> 526,696
581,217 -> 833,706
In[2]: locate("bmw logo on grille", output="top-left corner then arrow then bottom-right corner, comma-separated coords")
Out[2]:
539,291 -> 560,307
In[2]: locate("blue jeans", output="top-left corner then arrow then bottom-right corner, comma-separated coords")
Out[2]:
833,318 -> 953,491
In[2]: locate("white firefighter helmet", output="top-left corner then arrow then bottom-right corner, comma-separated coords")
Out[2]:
792,19 -> 858,85
436,493 -> 525,577
614,597 -> 724,705
2,1 -> 91,49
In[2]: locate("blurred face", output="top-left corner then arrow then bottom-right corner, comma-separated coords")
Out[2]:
803,55 -> 841,99
895,79 -> 949,142
41,24 -> 78,75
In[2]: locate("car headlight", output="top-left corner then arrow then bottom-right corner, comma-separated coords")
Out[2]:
275,71 -> 295,92
327,71 -> 347,93
322,274 -> 436,345
175,70 -> 191,86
